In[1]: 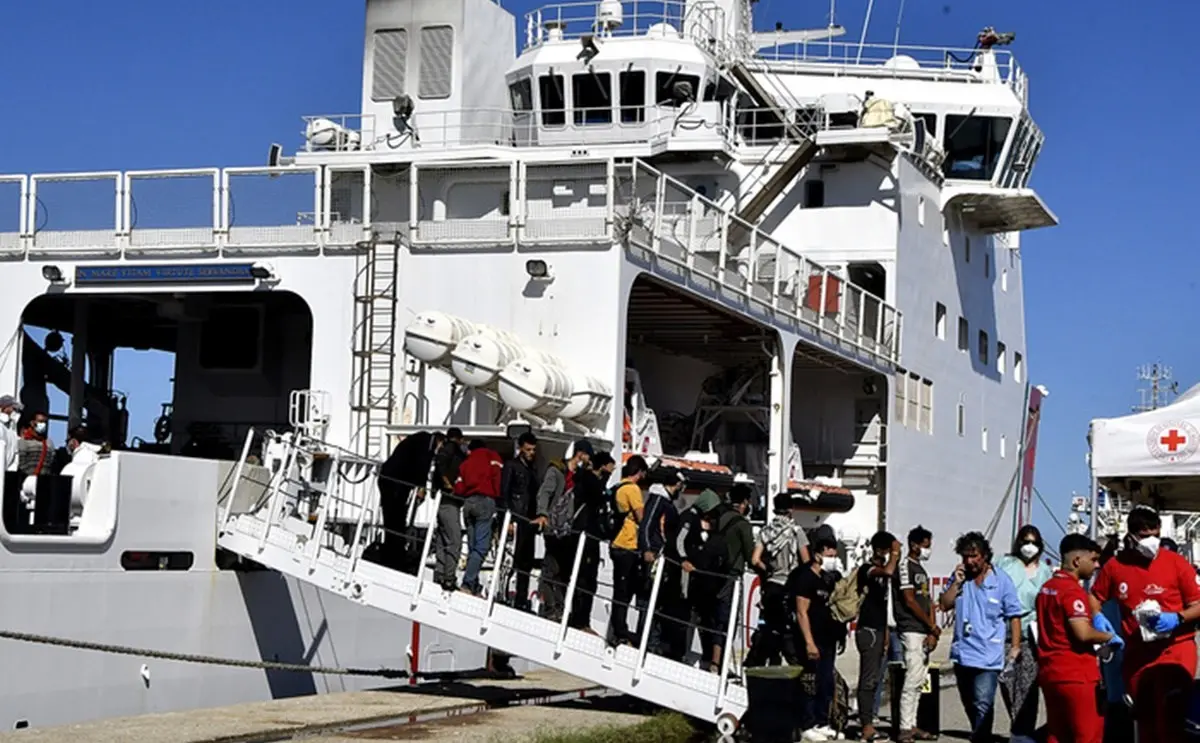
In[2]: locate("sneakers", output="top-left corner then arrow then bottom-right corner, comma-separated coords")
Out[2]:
801,726 -> 844,741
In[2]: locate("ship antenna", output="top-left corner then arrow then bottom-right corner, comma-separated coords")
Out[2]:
1134,362 -> 1179,412
893,0 -> 907,55
855,0 -> 876,64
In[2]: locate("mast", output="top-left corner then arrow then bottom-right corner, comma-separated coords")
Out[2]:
1133,362 -> 1179,413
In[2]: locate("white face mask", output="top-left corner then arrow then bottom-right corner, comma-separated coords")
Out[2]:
1136,536 -> 1160,560
33,422 -> 47,436
1019,543 -> 1040,560
919,547 -> 932,562
821,556 -> 839,572
0,412 -> 8,426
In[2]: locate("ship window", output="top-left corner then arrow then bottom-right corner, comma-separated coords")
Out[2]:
982,427 -> 989,453
804,180 -> 825,208
943,115 -> 1012,180
539,74 -> 566,127
121,551 -> 195,571
907,373 -> 920,427
1001,268 -> 1008,292
509,78 -> 533,112
997,341 -> 1007,374
655,71 -> 700,107
978,330 -> 989,365
985,253 -> 991,278
371,29 -> 409,102
934,302 -> 946,339
619,70 -> 646,123
1000,434 -> 1008,458
920,379 -> 933,434
917,195 -> 926,226
964,236 -> 971,262
894,369 -> 907,427
957,316 -> 968,352
200,306 -> 262,371
915,112 -> 937,137
572,72 -> 612,125
956,403 -> 966,437
1014,352 -> 1024,383
418,25 -> 454,100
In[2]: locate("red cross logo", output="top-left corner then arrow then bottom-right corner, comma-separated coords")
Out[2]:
1161,429 -> 1187,452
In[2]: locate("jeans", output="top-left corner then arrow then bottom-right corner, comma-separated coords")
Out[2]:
433,495 -> 462,589
460,495 -> 495,593
855,626 -> 887,728
899,632 -> 931,732
955,665 -> 1000,742
801,640 -> 838,730
608,547 -> 640,644
873,627 -> 901,717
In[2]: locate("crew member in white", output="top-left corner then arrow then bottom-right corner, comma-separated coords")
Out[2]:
0,394 -> 21,472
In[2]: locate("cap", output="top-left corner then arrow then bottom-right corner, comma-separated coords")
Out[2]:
572,439 -> 594,457
0,395 -> 22,411
694,489 -> 721,514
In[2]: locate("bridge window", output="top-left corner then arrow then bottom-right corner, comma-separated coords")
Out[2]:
943,115 -> 1012,181
655,71 -> 700,107
920,379 -> 933,434
1014,352 -> 1024,383
803,180 -> 825,208
539,74 -> 566,127
978,330 -> 989,365
956,403 -> 966,437
371,29 -> 409,102
934,302 -> 946,339
619,70 -> 646,123
957,317 -> 968,352
915,112 -> 937,137
509,78 -> 533,112
997,342 -> 1007,374
572,72 -> 612,125
418,25 -> 454,100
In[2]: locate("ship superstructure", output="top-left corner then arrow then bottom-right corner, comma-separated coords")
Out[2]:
0,0 -> 1053,730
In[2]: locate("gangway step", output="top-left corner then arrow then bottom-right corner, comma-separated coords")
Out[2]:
217,510 -> 748,732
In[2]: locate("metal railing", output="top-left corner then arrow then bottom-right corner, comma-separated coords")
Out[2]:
752,40 -> 1019,86
298,106 -> 728,154
522,0 -> 727,55
615,159 -> 902,365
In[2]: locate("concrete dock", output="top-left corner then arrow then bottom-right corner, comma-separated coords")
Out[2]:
0,670 -> 643,743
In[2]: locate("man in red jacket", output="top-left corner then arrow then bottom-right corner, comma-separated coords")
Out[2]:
1091,506 -> 1200,742
456,439 -> 503,595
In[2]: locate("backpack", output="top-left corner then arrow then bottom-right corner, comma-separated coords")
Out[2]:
546,485 -> 582,540
592,483 -> 627,542
828,567 -> 864,624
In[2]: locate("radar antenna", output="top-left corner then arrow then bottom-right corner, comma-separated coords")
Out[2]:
1133,362 -> 1180,413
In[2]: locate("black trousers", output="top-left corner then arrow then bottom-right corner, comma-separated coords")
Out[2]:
651,562 -> 690,661
539,536 -> 574,621
608,547 -> 641,644
378,490 -> 411,572
745,580 -> 800,667
510,520 -> 537,610
569,538 -> 600,629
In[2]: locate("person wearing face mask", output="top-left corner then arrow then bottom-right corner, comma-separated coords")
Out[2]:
789,536 -> 846,741
50,426 -> 90,476
938,531 -> 1022,743
1090,505 -> 1200,743
16,411 -> 56,477
0,394 -> 22,473
893,525 -> 940,743
994,524 -> 1054,743
746,492 -> 811,668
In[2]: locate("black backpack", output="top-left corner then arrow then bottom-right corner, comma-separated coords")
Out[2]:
592,483 -> 624,541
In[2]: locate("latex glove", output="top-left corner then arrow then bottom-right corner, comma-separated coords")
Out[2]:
1105,631 -> 1125,649
1155,612 -> 1181,634
1092,614 -> 1116,635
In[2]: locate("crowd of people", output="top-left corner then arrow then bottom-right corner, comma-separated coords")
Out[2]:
374,431 -> 1200,742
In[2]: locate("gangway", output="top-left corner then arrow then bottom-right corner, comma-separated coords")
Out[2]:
216,421 -> 749,735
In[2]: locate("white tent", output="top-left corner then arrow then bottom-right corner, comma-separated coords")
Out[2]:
1091,381 -> 1200,511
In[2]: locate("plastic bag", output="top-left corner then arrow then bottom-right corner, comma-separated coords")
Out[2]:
1133,599 -> 1169,642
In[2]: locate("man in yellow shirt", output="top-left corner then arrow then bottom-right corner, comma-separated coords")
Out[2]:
606,455 -> 647,645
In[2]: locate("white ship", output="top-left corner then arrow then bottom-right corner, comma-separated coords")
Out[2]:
0,0 -> 1054,732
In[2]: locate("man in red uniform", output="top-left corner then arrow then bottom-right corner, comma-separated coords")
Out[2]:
1091,505 -> 1200,742
1037,533 -> 1121,743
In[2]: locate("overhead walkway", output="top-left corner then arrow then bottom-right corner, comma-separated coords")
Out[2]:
216,425 -> 749,735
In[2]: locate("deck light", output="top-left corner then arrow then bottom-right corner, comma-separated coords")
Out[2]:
41,265 -> 66,284
524,259 -> 550,280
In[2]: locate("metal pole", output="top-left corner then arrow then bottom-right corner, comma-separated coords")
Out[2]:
1089,449 -> 1099,542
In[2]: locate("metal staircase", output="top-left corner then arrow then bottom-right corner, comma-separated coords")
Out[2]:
725,60 -> 820,243
217,424 -> 748,734
349,235 -> 400,459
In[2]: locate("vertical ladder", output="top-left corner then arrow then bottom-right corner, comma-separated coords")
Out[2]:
349,235 -> 399,459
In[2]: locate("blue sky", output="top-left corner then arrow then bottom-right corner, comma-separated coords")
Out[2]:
2,0 -> 1195,539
